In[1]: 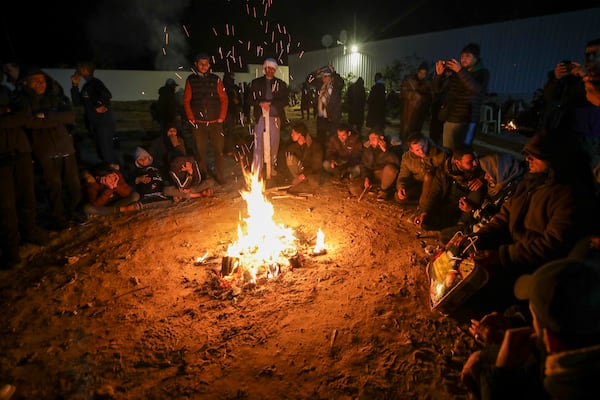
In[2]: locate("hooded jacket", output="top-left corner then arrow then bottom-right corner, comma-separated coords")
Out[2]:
476,133 -> 598,272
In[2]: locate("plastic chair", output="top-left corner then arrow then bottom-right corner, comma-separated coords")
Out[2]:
480,105 -> 501,135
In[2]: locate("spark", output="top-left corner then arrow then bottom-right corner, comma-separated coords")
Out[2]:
183,24 -> 190,37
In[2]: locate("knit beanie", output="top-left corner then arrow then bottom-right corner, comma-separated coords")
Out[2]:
461,43 -> 481,58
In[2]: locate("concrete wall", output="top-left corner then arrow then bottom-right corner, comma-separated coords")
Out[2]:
43,64 -> 290,102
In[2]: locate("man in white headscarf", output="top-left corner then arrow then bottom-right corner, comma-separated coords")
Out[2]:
249,58 -> 289,179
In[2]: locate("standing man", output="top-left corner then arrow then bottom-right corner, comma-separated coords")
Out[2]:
183,53 -> 228,185
70,61 -> 120,167
250,58 -> 289,179
15,68 -> 82,230
400,63 -> 432,147
156,77 -> 181,135
222,71 -> 242,155
313,65 -> 344,146
346,77 -> 367,134
433,43 -> 489,150
366,72 -> 387,135
1,72 -> 49,268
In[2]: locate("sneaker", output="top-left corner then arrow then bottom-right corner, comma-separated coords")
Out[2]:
119,201 -> 142,214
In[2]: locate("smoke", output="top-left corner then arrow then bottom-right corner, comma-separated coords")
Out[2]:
87,0 -> 191,70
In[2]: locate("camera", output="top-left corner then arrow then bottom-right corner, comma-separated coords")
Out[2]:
561,60 -> 572,73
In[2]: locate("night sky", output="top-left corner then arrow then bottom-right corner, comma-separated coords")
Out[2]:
1,0 -> 594,71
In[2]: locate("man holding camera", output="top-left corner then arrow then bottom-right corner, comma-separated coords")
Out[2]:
433,43 -> 490,151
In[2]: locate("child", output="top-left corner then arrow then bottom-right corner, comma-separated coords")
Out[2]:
133,146 -> 170,204
164,155 -> 214,202
82,163 -> 141,217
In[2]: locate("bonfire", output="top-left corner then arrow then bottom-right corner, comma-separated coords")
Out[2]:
222,172 -> 325,284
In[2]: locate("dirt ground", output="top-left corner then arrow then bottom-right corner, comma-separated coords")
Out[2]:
0,106 -> 479,400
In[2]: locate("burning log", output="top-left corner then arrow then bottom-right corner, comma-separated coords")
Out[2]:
221,256 -> 240,276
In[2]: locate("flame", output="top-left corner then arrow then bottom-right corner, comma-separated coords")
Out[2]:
225,172 -> 297,283
503,120 -> 518,131
313,228 -> 326,254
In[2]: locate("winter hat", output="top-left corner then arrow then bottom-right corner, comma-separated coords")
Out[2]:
417,62 -> 429,71
135,146 -> 153,167
461,43 -> 481,58
165,78 -> 178,87
521,131 -> 559,161
514,257 -> 600,337
23,67 -> 45,79
194,53 -> 210,62
263,58 -> 278,71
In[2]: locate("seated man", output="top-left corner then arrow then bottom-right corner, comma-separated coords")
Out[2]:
164,155 -> 214,201
349,131 -> 400,200
466,130 -> 599,317
461,252 -> 600,399
470,152 -> 525,233
441,151 -> 526,241
284,121 -> 323,194
322,122 -> 363,181
82,163 -> 141,217
415,146 -> 486,231
395,133 -> 449,209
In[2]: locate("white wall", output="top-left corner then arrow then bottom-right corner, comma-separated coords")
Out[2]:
44,65 -> 290,102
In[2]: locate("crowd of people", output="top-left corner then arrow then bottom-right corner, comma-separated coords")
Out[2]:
2,37 -> 600,398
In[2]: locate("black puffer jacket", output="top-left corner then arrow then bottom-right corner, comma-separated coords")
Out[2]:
434,61 -> 489,124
